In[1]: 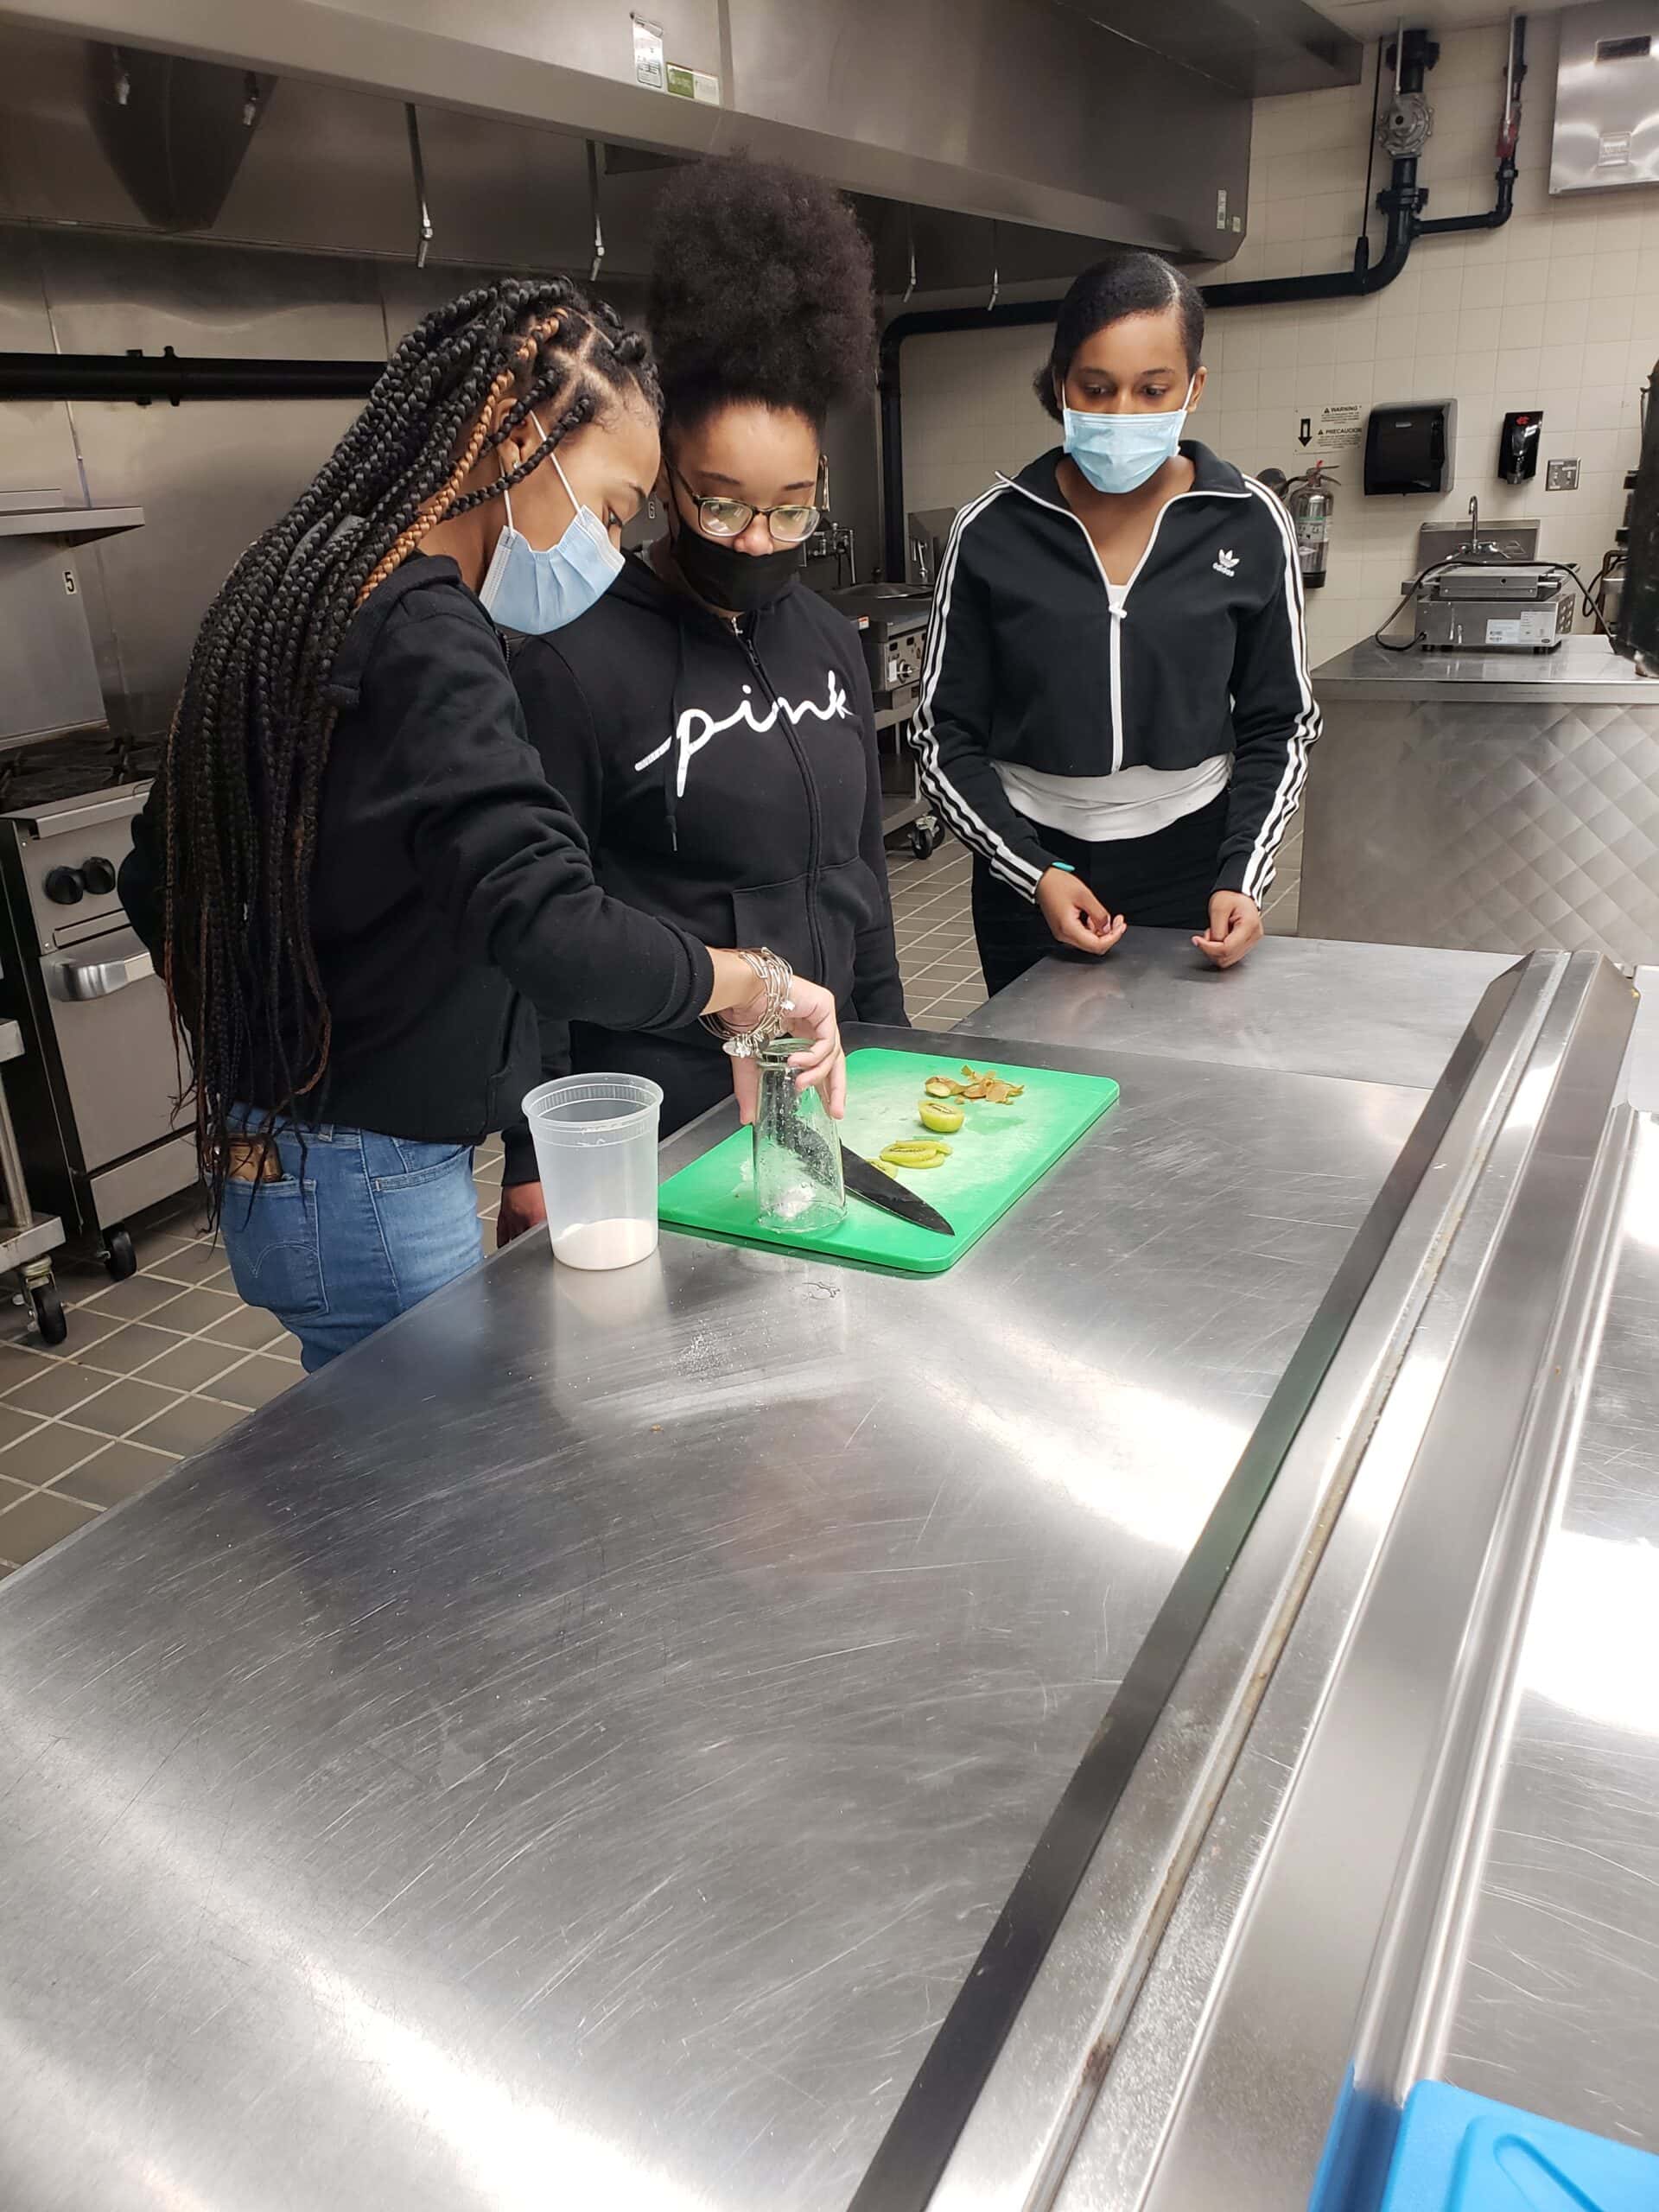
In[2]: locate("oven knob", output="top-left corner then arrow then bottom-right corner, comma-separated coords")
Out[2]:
44,867 -> 85,906
80,856 -> 118,895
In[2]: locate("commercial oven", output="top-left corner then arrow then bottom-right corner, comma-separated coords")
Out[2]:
0,782 -> 195,1279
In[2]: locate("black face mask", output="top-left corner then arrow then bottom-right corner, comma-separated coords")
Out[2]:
669,505 -> 802,615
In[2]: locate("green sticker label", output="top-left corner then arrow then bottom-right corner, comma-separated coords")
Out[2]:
665,61 -> 721,102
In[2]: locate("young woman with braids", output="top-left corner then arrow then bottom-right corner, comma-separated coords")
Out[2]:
118,277 -> 845,1370
502,159 -> 905,1245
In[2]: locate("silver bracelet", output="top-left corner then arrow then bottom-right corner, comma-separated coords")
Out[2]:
700,947 -> 796,1056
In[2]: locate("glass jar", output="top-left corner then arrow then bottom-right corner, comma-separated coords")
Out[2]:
751,1034 -> 846,1235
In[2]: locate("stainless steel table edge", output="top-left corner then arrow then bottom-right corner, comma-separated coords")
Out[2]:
1440,1108 -> 1659,2143
854,958 -> 1575,2209
1312,677 -> 1659,704
909,951 -> 1560,2210
1044,954 -> 1638,2212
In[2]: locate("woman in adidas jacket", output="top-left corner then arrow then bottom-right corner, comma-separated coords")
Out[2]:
914,251 -> 1319,995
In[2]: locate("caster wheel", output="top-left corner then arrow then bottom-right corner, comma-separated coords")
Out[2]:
103,1225 -> 137,1281
30,1280 -> 66,1347
910,817 -> 944,860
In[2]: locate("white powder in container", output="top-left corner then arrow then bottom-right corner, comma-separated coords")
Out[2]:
551,1217 -> 659,1270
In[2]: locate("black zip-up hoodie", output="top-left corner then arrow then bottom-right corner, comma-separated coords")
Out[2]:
119,554 -> 713,1150
913,442 -> 1319,904
505,552 -> 906,1173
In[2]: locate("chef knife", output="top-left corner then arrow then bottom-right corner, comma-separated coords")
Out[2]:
840,1143 -> 956,1236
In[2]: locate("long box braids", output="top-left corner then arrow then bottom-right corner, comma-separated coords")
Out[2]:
158,278 -> 658,1223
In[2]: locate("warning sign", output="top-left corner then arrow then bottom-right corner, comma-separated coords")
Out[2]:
1294,404 -> 1364,461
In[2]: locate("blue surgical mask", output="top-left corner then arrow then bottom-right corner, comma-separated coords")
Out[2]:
1061,378 -> 1195,496
476,437 -> 624,632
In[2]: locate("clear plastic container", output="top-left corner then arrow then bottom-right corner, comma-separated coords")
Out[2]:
752,1035 -> 846,1236
519,1074 -> 664,1270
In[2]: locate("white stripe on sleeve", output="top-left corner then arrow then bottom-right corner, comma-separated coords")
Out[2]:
911,486 -> 1046,897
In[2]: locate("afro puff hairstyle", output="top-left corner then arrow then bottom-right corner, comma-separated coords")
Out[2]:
648,154 -> 876,435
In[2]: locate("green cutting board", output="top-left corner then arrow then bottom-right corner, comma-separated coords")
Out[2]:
658,1047 -> 1119,1275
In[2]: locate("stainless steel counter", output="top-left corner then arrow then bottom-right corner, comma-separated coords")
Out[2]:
1311,632 -> 1659,703
1303,633 -> 1659,962
954,926 -> 1512,1091
0,1021 -> 1420,2212
3,945 -> 1658,2212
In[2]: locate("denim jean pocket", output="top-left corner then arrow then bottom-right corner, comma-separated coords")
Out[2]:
369,1139 -> 474,1194
219,1176 -> 327,1319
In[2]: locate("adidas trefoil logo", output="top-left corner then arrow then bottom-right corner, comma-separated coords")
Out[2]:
1214,547 -> 1240,578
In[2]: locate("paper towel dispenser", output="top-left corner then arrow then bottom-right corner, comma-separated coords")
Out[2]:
1365,401 -> 1457,495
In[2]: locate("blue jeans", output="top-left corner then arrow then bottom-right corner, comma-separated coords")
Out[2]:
219,1120 -> 484,1373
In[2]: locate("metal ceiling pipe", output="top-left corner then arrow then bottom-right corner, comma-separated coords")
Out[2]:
0,350 -> 384,404
879,301 -> 1059,578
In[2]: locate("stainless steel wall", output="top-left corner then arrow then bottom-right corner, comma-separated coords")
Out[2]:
0,22 -> 676,270
4,0 -> 1267,254
0,20 -> 883,735
1,226 -> 373,736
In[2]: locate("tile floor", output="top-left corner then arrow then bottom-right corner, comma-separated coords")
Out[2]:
0,822 -> 1301,1578
886,839 -> 986,1026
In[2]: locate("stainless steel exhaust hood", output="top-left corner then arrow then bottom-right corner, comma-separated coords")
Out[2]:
83,45 -> 276,231
0,0 -> 1360,262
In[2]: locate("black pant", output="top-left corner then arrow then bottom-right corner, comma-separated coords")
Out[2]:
972,790 -> 1227,999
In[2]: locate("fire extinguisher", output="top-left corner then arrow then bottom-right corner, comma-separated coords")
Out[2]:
1285,463 -> 1338,590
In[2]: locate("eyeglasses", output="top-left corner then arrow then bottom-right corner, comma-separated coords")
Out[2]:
670,462 -> 821,546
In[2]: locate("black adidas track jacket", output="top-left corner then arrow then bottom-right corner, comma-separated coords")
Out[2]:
912,442 -> 1319,903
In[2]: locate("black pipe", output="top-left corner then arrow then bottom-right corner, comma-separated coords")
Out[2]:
1202,24 -> 1440,309
878,300 -> 1064,578
1415,170 -> 1515,234
1419,14 -> 1525,234
0,347 -> 384,405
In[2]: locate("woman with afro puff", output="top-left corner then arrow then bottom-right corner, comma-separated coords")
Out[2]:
499,156 -> 906,1240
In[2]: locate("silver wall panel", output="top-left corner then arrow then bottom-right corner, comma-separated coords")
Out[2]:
726,0 -> 1247,251
317,0 -> 724,85
0,229 -> 79,500
2,231 -> 383,729
210,75 -> 416,259
0,26 -> 141,231
409,108 -> 630,278
35,226 -> 388,359
0,230 -> 109,706
0,0 -> 1249,253
1550,0 -> 1659,196
0,28 -> 661,272
70,397 -> 362,730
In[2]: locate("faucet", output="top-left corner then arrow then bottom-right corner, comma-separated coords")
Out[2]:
1465,495 -> 1503,563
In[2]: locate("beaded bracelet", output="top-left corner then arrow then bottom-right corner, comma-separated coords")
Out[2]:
700,947 -> 798,1058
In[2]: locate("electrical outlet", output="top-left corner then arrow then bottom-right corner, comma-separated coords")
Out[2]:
1546,458 -> 1580,492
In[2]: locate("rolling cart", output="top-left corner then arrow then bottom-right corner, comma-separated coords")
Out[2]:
818,582 -> 946,859
0,1014 -> 65,1344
